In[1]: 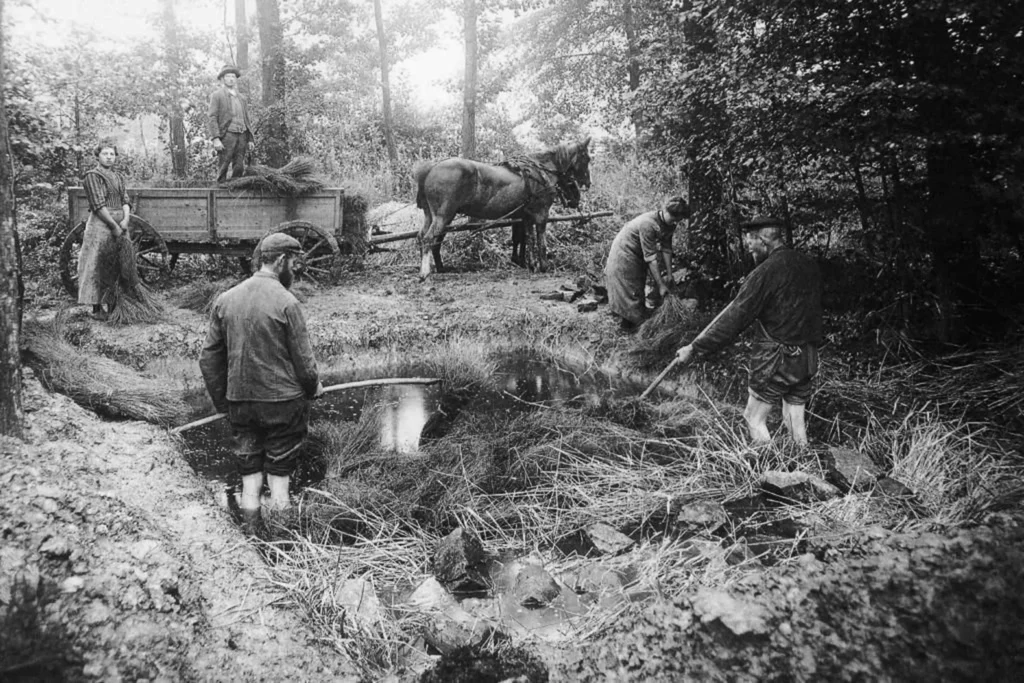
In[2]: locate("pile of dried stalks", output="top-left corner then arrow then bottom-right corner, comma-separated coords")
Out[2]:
221,157 -> 325,195
98,235 -> 165,325
624,295 -> 701,369
22,315 -> 190,426
173,277 -> 238,314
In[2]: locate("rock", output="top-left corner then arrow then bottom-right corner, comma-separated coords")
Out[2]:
562,563 -> 625,595
690,587 -> 770,636
576,299 -> 599,313
60,576 -> 86,594
333,578 -> 385,631
724,540 -> 761,567
39,535 -> 72,558
674,500 -> 729,535
433,528 -> 491,593
825,446 -> 880,492
556,523 -> 635,558
513,564 -> 561,607
760,471 -> 840,504
404,578 -> 499,654
585,523 -> 635,556
83,600 -> 113,626
129,539 -> 162,561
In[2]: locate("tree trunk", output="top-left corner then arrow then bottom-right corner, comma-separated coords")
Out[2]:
256,0 -> 288,167
0,0 -> 24,438
461,0 -> 478,159
622,0 -> 642,137
164,0 -> 188,178
373,0 -> 398,164
235,0 -> 249,74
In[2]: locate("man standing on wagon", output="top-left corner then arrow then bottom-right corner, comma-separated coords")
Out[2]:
674,215 -> 823,446
200,233 -> 324,529
207,64 -> 254,183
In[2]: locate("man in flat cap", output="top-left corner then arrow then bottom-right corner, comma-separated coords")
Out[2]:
200,233 -> 324,529
207,64 -> 254,183
604,195 -> 690,332
674,215 -> 823,445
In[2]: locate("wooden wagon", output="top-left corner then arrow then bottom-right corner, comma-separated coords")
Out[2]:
61,186 -> 346,296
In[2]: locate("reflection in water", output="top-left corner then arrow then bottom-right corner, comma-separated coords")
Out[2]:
377,384 -> 431,454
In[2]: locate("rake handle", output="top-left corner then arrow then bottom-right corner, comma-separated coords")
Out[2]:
169,377 -> 441,435
639,358 -> 681,400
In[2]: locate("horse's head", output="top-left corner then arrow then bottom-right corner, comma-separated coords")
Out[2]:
569,136 -> 592,190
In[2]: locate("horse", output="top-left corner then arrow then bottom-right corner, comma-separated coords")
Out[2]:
412,137 -> 591,279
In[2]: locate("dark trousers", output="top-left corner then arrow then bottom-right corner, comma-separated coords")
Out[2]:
217,131 -> 248,183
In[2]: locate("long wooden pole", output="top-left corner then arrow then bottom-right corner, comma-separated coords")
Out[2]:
369,210 -> 614,245
169,377 -> 441,434
639,358 -> 679,400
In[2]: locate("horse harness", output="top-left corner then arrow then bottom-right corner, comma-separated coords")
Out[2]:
499,155 -> 580,209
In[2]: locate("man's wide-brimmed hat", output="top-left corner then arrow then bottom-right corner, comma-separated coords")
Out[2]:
740,215 -> 784,231
217,64 -> 242,80
260,233 -> 302,255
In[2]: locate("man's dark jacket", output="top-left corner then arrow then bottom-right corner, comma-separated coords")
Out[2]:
206,87 -> 254,143
200,272 -> 319,413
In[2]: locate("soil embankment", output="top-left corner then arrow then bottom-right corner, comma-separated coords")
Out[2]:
5,266 -> 1023,681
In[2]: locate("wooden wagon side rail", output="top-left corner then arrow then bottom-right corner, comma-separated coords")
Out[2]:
368,210 -> 613,245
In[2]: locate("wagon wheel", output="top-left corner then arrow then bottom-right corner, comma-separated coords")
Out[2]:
58,216 -> 170,298
253,221 -> 339,285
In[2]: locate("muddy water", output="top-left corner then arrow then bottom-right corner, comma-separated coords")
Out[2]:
176,352 -> 629,493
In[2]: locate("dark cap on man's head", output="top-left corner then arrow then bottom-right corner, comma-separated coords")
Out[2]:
217,64 -> 242,80
662,196 -> 690,220
740,215 -> 784,232
260,233 -> 302,255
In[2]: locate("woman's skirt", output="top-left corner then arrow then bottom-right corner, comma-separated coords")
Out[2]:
77,210 -> 123,305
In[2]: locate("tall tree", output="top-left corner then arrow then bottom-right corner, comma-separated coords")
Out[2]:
461,0 -> 478,158
163,0 -> 188,177
256,0 -> 288,166
236,0 -> 249,73
373,0 -> 398,163
0,0 -> 24,438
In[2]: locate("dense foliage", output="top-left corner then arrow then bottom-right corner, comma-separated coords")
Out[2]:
4,0 -> 1022,343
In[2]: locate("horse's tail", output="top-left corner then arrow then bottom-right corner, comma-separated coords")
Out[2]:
412,161 -> 436,210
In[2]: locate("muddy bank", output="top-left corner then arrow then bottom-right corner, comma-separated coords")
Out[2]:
1,370 -> 359,681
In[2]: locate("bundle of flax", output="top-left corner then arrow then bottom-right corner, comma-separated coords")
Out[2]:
98,234 -> 165,325
221,157 -> 325,196
22,315 -> 190,426
625,294 -> 699,370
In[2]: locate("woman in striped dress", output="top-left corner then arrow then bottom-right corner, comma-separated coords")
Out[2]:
79,143 -> 131,318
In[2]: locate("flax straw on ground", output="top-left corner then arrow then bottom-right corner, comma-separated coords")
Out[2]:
625,295 -> 700,370
99,234 -> 165,325
22,314 -> 190,426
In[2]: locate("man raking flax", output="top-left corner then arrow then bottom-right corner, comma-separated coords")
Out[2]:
674,215 -> 823,445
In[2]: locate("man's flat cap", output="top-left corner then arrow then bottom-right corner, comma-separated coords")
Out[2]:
740,215 -> 784,231
260,233 -> 302,255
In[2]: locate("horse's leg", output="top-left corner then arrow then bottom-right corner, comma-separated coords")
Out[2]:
536,219 -> 549,273
511,223 -> 525,267
432,232 -> 444,273
419,207 -> 446,279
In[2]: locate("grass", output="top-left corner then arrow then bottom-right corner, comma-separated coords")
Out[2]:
226,339 -> 1024,679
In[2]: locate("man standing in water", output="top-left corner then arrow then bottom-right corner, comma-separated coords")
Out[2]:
79,143 -> 131,319
200,233 -> 324,528
207,64 -> 254,183
674,215 -> 823,445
